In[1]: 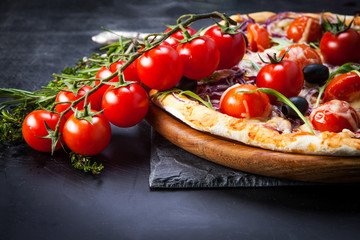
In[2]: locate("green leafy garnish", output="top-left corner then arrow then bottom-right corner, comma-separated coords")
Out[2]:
270,37 -> 294,51
153,89 -> 214,110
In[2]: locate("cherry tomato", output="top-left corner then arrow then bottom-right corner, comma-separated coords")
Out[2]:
323,71 -> 360,103
256,60 -> 304,101
55,86 -> 102,119
102,83 -> 149,128
320,29 -> 360,66
204,25 -> 246,70
219,84 -> 271,119
310,100 -> 359,132
279,44 -> 322,70
176,36 -> 220,80
22,110 -> 65,152
109,60 -> 140,82
246,23 -> 271,52
286,16 -> 322,43
62,110 -> 111,156
164,27 -> 197,47
94,66 -> 118,97
137,44 -> 183,90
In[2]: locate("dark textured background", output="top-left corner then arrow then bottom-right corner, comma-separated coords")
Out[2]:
1,0 -> 360,239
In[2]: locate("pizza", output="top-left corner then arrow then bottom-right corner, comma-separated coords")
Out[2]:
149,11 -> 360,156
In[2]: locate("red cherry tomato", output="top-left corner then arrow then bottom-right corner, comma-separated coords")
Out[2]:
137,44 -> 183,90
320,29 -> 360,66
246,23 -> 271,52
310,100 -> 359,132
204,25 -> 246,70
279,44 -> 322,69
102,83 -> 149,128
62,110 -> 111,156
109,60 -> 140,82
279,44 -> 322,70
256,59 -> 304,101
55,86 -> 102,119
219,84 -> 271,119
323,71 -> 360,103
22,110 -> 65,152
164,27 -> 197,47
94,66 -> 118,97
286,16 -> 322,43
176,36 -> 220,80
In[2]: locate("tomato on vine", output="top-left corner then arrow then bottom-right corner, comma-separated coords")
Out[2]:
320,17 -> 360,65
94,66 -> 118,97
102,83 -> 149,128
22,110 -> 65,152
109,60 -> 140,82
204,24 -> 246,70
55,85 -> 102,119
164,26 -> 197,47
256,53 -> 304,101
137,44 -> 183,90
176,35 -> 220,80
62,108 -> 111,156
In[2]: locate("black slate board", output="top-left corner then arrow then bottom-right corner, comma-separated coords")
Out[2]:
149,129 -> 315,188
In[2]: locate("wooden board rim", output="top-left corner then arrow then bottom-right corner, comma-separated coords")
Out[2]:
146,104 -> 360,183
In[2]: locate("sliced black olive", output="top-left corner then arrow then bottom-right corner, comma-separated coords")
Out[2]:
281,96 -> 309,118
303,63 -> 329,84
175,77 -> 198,91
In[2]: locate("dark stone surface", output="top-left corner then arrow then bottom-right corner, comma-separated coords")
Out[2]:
149,129 -> 312,188
2,1 -> 360,240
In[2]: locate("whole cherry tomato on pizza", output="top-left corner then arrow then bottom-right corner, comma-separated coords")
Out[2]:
310,100 -> 359,133
320,17 -> 360,66
219,84 -> 271,119
256,53 -> 304,101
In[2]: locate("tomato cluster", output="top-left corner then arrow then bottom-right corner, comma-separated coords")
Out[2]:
21,13 -> 360,157
22,21 -> 248,156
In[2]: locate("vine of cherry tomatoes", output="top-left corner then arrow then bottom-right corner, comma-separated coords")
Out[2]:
22,19 -> 247,157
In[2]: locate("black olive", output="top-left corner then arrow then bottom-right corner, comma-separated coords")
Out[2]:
175,77 -> 198,91
281,96 -> 309,118
303,63 -> 329,84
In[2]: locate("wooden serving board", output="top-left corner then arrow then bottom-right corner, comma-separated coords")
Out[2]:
146,104 -> 360,183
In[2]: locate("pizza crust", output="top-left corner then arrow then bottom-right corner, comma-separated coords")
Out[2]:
151,93 -> 360,156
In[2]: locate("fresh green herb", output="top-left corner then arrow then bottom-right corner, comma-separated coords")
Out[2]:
270,37 -> 293,51
153,89 -> 214,110
69,152 -> 104,174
